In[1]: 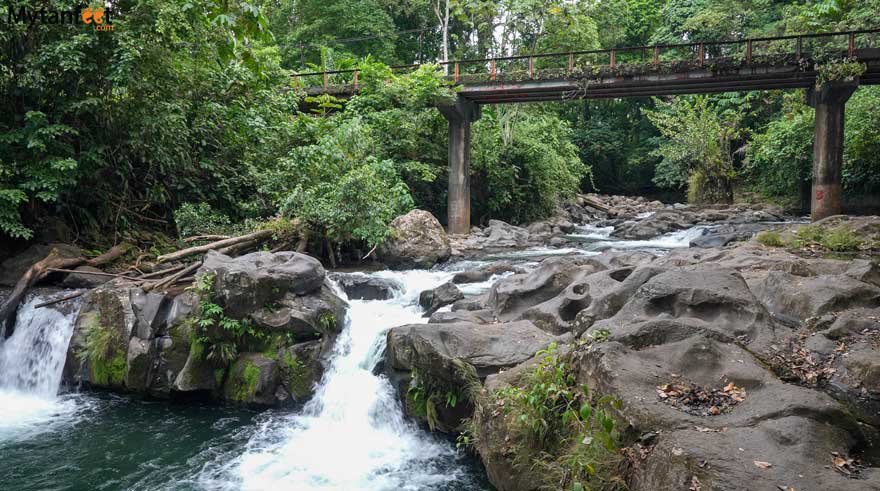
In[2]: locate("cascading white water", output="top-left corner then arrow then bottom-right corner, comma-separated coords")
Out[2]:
222,270 -> 486,491
0,293 -> 84,441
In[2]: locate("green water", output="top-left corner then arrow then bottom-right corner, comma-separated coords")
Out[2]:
0,392 -> 260,491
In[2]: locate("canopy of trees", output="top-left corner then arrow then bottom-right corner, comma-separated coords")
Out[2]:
2,0 -> 879,257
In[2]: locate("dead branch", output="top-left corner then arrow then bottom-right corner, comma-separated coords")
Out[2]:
156,229 -> 274,263
35,291 -> 86,309
0,243 -> 130,330
362,244 -> 378,260
137,264 -> 186,279
45,268 -> 141,281
183,234 -> 231,243
145,261 -> 202,292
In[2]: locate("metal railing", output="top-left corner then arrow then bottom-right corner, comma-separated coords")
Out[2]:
293,28 -> 880,91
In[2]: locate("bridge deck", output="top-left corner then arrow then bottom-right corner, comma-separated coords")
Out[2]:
297,30 -> 880,104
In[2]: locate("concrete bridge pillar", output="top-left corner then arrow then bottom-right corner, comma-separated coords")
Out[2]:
439,97 -> 481,234
808,82 -> 857,221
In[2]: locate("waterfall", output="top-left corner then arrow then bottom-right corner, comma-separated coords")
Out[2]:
0,293 -> 83,441
221,269 -> 487,491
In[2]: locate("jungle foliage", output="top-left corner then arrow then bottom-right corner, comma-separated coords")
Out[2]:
2,0 -> 880,253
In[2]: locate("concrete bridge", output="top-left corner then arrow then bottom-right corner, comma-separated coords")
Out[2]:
296,29 -> 880,234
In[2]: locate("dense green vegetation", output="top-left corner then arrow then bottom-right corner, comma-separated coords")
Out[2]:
2,0 -> 879,259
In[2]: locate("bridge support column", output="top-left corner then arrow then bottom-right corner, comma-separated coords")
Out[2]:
439,97 -> 481,234
808,82 -> 857,221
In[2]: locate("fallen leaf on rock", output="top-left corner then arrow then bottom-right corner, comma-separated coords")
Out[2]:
672,447 -> 684,456
831,453 -> 860,476
656,380 -> 746,416
689,475 -> 702,491
754,461 -> 773,469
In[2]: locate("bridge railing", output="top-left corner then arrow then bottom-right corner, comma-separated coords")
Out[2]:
292,29 -> 880,91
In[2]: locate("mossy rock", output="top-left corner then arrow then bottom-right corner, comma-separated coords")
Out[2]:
222,353 -> 280,406
278,340 -> 324,402
68,286 -> 136,389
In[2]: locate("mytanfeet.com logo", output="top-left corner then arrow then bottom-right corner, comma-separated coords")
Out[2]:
3,3 -> 117,31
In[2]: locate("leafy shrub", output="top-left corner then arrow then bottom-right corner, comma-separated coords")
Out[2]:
643,96 -> 741,204
472,108 -> 590,224
491,343 -> 624,491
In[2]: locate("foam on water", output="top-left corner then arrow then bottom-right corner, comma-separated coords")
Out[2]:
0,294 -> 84,442
215,269 -> 484,491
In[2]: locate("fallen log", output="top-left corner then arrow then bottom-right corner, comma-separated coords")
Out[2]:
156,229 -> 274,263
0,243 -> 129,331
183,234 -> 230,243
581,196 -> 612,213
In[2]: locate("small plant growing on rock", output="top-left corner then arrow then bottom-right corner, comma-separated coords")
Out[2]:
491,343 -> 625,490
756,231 -> 784,247
76,312 -> 126,386
190,273 -> 265,365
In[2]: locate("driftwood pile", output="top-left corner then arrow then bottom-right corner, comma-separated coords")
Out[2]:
0,226 -> 300,334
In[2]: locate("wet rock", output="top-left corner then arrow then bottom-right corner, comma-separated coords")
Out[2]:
249,283 -> 347,341
386,320 -> 554,379
277,340 -> 324,403
330,273 -> 401,300
380,209 -> 451,269
419,282 -> 464,316
222,353 -> 280,406
200,250 -> 326,319
60,265 -> 109,288
612,210 -> 696,240
452,262 -> 524,284
451,293 -> 490,312
65,285 -> 137,389
429,309 -> 496,324
173,347 -> 220,393
125,337 -> 153,391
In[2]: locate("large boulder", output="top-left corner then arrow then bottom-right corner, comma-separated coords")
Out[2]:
418,282 -> 464,316
487,257 -> 603,322
484,220 -> 531,248
62,250 -> 346,407
65,284 -> 138,389
200,250 -> 326,319
277,340 -> 324,403
380,209 -> 451,269
612,209 -> 696,240
452,262 -> 524,284
387,320 -> 554,433
752,271 -> 880,325
222,353 -> 280,405
386,320 -> 554,380
329,273 -> 401,300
